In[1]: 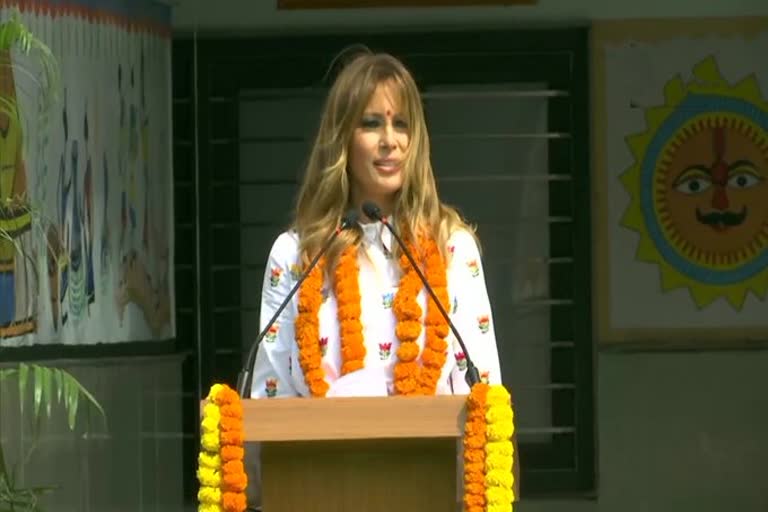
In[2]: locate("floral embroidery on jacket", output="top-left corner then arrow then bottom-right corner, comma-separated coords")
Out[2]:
269,266 -> 283,287
455,351 -> 467,370
265,378 -> 278,397
379,342 -> 392,360
265,324 -> 280,342
478,315 -> 490,334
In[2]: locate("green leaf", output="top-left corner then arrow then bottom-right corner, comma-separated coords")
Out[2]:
50,368 -> 107,431
73,378 -> 105,424
1,362 -> 109,512
0,8 -> 62,133
63,373 -> 79,430
54,368 -> 63,404
33,365 -> 43,421
18,363 -> 28,415
41,367 -> 52,418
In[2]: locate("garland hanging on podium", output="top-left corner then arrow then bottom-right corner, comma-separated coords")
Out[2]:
464,383 -> 516,512
197,384 -> 248,512
195,382 -> 515,512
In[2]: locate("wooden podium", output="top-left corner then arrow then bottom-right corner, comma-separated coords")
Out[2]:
243,395 -> 468,512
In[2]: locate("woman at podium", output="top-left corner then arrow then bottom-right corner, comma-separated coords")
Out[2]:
248,49 -> 502,400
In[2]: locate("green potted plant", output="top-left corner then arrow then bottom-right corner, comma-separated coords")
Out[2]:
0,364 -> 105,511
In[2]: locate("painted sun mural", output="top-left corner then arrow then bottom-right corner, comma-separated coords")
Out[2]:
620,56 -> 768,310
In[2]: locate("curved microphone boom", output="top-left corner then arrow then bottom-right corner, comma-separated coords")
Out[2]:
361,201 -> 481,387
236,209 -> 360,397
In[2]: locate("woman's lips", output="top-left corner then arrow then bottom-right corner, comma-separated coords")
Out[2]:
374,159 -> 401,174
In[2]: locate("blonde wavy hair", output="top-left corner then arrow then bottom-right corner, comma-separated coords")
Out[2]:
293,49 -> 475,271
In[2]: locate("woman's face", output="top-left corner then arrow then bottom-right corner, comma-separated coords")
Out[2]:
348,81 -> 410,217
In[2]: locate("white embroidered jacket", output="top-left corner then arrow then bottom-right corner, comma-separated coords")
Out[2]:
250,221 -> 502,398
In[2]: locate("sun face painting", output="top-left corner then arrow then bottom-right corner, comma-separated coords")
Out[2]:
620,56 -> 768,310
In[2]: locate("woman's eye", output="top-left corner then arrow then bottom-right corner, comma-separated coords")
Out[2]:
360,117 -> 381,129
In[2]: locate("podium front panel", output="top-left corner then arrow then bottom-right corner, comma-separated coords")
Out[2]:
261,438 -> 458,512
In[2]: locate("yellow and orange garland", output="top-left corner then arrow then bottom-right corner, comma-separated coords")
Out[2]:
464,383 -> 516,512
198,234 -> 515,511
197,384 -> 248,512
197,382 -> 515,511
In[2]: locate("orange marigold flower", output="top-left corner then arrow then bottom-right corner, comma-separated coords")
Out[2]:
222,472 -> 248,492
464,438 -> 486,451
393,361 -> 419,379
222,491 -> 247,512
464,448 -> 485,464
219,403 -> 243,420
464,420 -> 486,438
394,378 -> 418,395
220,430 -> 243,445
341,340 -> 365,360
216,387 -> 240,406
464,482 -> 486,495
464,461 -> 484,474
420,347 -> 443,366
395,321 -> 422,342
467,384 -> 490,409
396,342 -> 420,361
309,380 -> 329,397
222,460 -> 244,474
219,416 -> 240,432
220,445 -> 244,462
304,368 -> 325,382
341,360 -> 365,374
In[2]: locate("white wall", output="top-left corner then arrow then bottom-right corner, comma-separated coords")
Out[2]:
171,0 -> 768,33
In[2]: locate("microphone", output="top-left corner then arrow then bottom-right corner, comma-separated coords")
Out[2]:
361,201 -> 481,388
236,209 -> 360,397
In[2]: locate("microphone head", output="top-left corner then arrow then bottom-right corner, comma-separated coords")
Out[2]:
341,208 -> 360,229
361,201 -> 382,221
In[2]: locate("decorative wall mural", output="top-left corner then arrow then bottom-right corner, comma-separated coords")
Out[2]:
620,56 -> 768,311
0,1 -> 174,347
592,18 -> 768,347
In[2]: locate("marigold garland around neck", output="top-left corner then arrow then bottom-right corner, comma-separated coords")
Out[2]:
295,234 -> 450,396
197,384 -> 248,512
393,236 -> 450,395
295,259 -> 329,397
463,383 -> 516,512
334,244 -> 367,376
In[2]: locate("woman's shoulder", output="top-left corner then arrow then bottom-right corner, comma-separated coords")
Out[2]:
447,226 -> 480,253
268,229 -> 300,259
